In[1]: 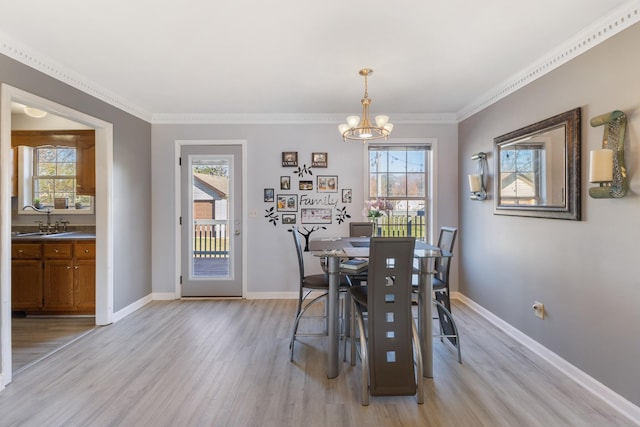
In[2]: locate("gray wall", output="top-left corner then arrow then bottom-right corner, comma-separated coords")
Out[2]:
0,54 -> 153,311
459,23 -> 640,406
151,123 -> 459,297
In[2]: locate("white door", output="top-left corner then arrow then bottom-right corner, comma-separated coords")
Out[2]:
180,144 -> 242,296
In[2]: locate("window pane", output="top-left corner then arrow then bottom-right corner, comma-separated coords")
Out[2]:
406,173 -> 425,197
388,173 -> 407,197
388,150 -> 407,173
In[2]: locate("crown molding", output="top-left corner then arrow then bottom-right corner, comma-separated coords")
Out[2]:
457,0 -> 640,122
0,30 -> 152,122
150,112 -> 458,125
1,1 -> 638,126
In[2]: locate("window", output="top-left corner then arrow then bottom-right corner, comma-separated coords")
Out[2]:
18,145 -> 93,212
367,145 -> 430,239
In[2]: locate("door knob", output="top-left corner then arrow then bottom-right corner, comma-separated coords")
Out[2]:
234,229 -> 240,236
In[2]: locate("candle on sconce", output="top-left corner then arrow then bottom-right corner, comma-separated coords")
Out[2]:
468,174 -> 482,193
589,149 -> 613,183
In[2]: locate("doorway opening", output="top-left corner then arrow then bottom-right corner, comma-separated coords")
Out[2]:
0,84 -> 114,386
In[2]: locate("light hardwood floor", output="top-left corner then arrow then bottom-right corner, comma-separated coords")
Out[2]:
0,299 -> 634,426
12,316 -> 96,374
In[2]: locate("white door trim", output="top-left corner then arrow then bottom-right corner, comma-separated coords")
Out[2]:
174,140 -> 247,298
0,84 -> 114,387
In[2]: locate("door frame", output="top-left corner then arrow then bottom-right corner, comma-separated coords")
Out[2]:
0,84 -> 114,387
174,140 -> 247,298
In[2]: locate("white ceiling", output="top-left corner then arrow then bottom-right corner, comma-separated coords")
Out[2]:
0,0 -> 637,123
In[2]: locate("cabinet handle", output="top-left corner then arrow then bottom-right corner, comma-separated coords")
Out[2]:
84,249 -> 89,253
74,266 -> 79,270
54,249 -> 60,253
18,249 -> 24,254
66,266 -> 71,270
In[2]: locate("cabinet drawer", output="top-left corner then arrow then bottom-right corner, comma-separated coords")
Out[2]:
44,243 -> 73,258
75,242 -> 96,259
12,243 -> 42,259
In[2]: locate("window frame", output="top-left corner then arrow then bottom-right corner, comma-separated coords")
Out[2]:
364,142 -> 432,241
17,145 -> 94,215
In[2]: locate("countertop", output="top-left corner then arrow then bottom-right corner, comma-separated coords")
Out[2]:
11,231 -> 96,241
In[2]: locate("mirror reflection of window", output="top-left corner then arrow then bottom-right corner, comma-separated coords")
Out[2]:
499,144 -> 543,206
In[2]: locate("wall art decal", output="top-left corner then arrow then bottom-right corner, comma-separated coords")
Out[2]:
335,206 -> 351,224
290,225 -> 327,251
264,207 -> 279,226
294,164 -> 313,177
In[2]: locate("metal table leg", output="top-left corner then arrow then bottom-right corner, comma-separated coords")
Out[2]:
326,255 -> 340,379
418,257 -> 433,378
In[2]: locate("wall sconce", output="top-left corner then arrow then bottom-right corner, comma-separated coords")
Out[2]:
589,110 -> 627,199
469,152 -> 487,200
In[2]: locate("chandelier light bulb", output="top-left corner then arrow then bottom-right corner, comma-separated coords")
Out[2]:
375,115 -> 389,127
346,116 -> 360,128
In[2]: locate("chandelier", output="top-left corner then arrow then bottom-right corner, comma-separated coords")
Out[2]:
338,68 -> 393,142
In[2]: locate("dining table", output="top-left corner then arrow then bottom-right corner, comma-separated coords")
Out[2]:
308,236 -> 451,379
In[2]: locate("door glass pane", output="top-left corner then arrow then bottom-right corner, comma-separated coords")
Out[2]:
190,158 -> 230,279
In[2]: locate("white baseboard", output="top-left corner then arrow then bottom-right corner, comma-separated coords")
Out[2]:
152,292 -> 178,301
112,294 -> 153,323
454,292 -> 640,425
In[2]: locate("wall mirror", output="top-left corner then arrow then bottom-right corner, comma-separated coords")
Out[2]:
494,107 -> 581,220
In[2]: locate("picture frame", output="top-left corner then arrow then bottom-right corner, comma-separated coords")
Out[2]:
299,180 -> 313,191
301,207 -> 332,224
342,188 -> 352,203
282,214 -> 297,224
282,151 -> 298,167
280,176 -> 291,190
264,188 -> 274,202
317,175 -> 338,193
276,194 -> 298,212
312,152 -> 328,168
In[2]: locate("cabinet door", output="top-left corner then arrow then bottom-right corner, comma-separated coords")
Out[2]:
76,139 -> 95,196
11,259 -> 43,311
74,259 -> 96,313
43,259 -> 74,311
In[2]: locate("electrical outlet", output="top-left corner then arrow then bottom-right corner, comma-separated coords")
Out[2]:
249,209 -> 258,217
532,301 -> 545,319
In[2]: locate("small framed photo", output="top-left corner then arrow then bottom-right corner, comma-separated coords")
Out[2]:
317,175 -> 338,193
282,151 -> 298,167
282,214 -> 297,224
312,152 -> 328,168
264,188 -> 274,202
299,180 -> 313,191
301,208 -> 332,224
280,176 -> 291,190
342,188 -> 352,203
277,194 -> 298,212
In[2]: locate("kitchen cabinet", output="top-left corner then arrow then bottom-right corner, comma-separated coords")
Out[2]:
43,243 -> 74,312
74,242 -> 96,312
75,136 -> 95,196
11,243 -> 43,311
11,239 -> 96,315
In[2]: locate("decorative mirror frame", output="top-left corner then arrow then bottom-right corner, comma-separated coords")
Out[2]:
493,107 -> 581,220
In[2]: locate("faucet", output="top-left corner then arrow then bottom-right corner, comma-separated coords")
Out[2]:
23,205 -> 53,233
